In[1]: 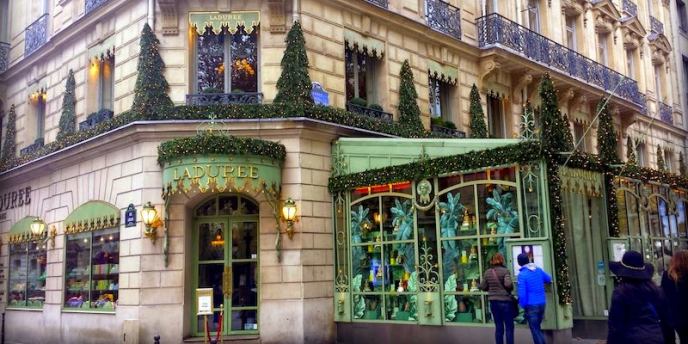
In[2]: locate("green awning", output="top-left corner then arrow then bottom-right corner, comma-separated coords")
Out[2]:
162,154 -> 282,199
87,35 -> 115,61
559,167 -> 603,197
64,201 -> 120,234
344,30 -> 384,59
427,60 -> 458,85
8,216 -> 44,244
189,11 -> 260,35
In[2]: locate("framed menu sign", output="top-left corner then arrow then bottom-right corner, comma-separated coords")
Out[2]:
196,288 -> 214,315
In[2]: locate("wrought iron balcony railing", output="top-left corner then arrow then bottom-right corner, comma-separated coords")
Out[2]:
650,16 -> 663,34
659,102 -> 673,124
622,0 -> 638,17
346,102 -> 393,122
477,14 -> 646,112
85,0 -> 109,14
0,42 -> 9,73
366,0 -> 388,9
426,0 -> 462,40
186,92 -> 263,106
79,109 -> 114,131
431,124 -> 466,138
20,138 -> 44,156
25,14 -> 48,56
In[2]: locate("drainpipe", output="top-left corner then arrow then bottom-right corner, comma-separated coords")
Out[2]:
147,0 -> 155,27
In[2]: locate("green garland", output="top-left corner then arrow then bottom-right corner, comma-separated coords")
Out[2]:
157,132 -> 286,166
328,141 -> 541,193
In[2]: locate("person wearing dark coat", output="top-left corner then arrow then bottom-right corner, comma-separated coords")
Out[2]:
479,252 -> 515,344
660,250 -> 688,343
607,250 -> 670,344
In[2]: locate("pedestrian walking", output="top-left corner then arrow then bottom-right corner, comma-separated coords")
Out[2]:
608,250 -> 669,344
660,250 -> 688,343
517,252 -> 552,344
480,253 -> 515,344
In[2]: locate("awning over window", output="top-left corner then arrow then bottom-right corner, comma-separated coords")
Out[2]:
87,35 -> 115,61
559,167 -> 604,197
64,201 -> 120,234
344,30 -> 384,59
8,216 -> 44,244
189,11 -> 260,35
427,60 -> 458,85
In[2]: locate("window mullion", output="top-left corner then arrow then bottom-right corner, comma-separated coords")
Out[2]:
89,231 -> 94,309
225,33 -> 231,93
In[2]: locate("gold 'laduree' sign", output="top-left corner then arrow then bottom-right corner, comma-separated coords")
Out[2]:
189,11 -> 260,35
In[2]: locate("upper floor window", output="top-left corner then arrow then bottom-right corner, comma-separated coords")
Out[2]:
598,33 -> 609,66
429,75 -> 453,122
637,142 -> 647,167
486,0 -> 498,14
678,0 -> 688,32
573,122 -> 589,152
195,27 -> 259,94
665,149 -> 674,172
487,92 -> 505,138
527,0 -> 540,33
29,90 -> 46,141
8,241 -> 46,308
682,56 -> 688,114
626,49 -> 636,79
647,0 -> 653,16
345,46 -> 380,106
654,64 -> 663,100
97,55 -> 114,111
565,16 -> 577,50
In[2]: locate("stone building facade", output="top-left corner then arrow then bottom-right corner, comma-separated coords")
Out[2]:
0,0 -> 685,343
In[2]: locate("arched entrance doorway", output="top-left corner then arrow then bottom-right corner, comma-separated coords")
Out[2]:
191,194 -> 259,336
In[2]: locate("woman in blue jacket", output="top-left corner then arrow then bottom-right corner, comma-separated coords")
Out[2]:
607,250 -> 669,344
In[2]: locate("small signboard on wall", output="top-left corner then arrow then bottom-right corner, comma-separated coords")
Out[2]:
196,288 -> 214,315
311,82 -> 329,105
125,204 -> 137,227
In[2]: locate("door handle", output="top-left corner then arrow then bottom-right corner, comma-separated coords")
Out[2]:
223,266 -> 232,298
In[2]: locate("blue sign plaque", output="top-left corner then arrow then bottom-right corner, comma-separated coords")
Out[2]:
125,203 -> 137,227
311,82 -> 329,106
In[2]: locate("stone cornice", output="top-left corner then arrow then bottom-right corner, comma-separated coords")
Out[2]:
0,118 -> 392,184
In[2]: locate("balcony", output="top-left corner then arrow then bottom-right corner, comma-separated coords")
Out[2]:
346,102 -> 393,122
431,124 -> 465,138
85,0 -> 109,14
25,14 -> 48,56
79,109 -> 114,131
659,102 -> 673,125
477,14 -> 646,112
622,0 -> 637,17
0,42 -> 9,73
425,0 -> 461,41
186,93 -> 263,106
650,16 -> 663,35
20,138 -> 44,156
366,0 -> 388,9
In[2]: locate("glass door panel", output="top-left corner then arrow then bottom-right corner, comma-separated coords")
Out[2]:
229,220 -> 259,333
195,219 -> 228,336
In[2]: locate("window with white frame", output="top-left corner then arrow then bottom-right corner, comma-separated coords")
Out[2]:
527,0 -> 540,33
665,149 -> 674,172
195,27 -> 259,94
566,16 -> 577,50
637,142 -> 647,167
655,64 -> 663,100
598,33 -> 609,66
626,49 -> 635,79
429,75 -> 453,122
345,46 -> 380,106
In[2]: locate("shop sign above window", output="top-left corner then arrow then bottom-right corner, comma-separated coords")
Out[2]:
189,11 -> 260,35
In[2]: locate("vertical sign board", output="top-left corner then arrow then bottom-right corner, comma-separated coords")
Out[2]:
197,288 -> 214,315
311,82 -> 329,106
125,204 -> 137,227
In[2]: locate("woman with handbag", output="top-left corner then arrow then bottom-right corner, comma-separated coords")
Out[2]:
480,252 -> 516,344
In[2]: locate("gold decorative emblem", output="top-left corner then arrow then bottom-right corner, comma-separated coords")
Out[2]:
416,179 -> 432,205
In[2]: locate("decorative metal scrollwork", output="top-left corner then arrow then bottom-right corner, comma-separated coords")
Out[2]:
417,237 -> 439,293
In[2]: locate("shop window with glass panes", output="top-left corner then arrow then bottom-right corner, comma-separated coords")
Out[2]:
8,241 -> 46,308
195,27 -> 259,94
345,45 -> 380,106
429,75 -> 453,122
64,227 -> 119,311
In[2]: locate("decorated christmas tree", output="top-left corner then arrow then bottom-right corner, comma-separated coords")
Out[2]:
1,104 -> 17,162
469,84 -> 488,138
596,101 -> 619,164
626,136 -> 637,165
561,113 -> 574,152
397,60 -> 424,133
131,23 -> 173,118
540,75 -> 569,154
657,146 -> 666,172
680,152 -> 686,177
274,21 -> 313,106
57,69 -> 77,139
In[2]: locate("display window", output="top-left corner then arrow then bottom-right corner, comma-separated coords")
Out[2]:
8,241 -> 47,308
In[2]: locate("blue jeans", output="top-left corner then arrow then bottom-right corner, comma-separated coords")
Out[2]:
524,304 -> 546,344
490,300 -> 514,344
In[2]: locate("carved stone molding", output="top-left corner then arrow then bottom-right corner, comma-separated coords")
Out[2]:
158,0 -> 178,35
479,58 -> 500,87
268,0 -> 287,33
512,72 -> 533,104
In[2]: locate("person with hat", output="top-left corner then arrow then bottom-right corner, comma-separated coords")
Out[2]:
608,250 -> 669,344
516,252 -> 551,344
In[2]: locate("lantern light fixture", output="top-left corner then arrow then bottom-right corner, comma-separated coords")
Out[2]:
141,202 -> 162,243
281,198 -> 298,239
30,217 -> 46,236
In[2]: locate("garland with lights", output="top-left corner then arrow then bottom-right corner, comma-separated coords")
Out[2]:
131,23 -> 173,118
469,84 -> 488,138
157,132 -> 286,166
57,69 -> 77,139
561,113 -> 574,152
397,60 -> 424,134
0,104 -> 17,164
596,101 -> 619,164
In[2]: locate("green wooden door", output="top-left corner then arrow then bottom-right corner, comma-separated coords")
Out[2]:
192,195 -> 260,337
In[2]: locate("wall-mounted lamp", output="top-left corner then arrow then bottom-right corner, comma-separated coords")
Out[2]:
141,202 -> 162,243
281,198 -> 298,239
48,225 -> 57,249
30,217 -> 46,236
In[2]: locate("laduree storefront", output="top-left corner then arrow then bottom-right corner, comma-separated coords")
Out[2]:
0,118 -> 363,344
